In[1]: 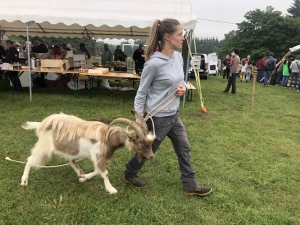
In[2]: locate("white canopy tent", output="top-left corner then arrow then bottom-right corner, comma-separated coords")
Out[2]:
0,0 -> 197,101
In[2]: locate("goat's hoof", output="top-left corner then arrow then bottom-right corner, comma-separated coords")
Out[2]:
108,188 -> 118,194
21,180 -> 28,186
79,176 -> 88,183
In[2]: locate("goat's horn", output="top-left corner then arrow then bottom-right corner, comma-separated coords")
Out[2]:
131,109 -> 148,133
109,118 -> 145,138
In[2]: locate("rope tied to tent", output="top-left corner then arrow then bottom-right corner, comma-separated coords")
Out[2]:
186,30 -> 206,112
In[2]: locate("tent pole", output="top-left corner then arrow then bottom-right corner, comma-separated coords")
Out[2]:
182,30 -> 192,108
26,22 -> 32,101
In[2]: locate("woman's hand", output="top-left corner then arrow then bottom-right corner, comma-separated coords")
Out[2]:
176,84 -> 186,97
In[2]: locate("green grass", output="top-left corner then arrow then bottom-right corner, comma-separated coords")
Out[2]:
0,76 -> 299,225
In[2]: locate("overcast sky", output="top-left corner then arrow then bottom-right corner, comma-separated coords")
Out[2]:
190,0 -> 294,40
103,0 -> 294,45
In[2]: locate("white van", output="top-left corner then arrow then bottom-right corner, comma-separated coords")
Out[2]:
208,52 -> 219,75
189,53 -> 209,79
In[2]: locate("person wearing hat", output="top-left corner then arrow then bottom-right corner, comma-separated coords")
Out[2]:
79,43 -> 90,59
101,43 -> 113,66
114,45 -> 127,62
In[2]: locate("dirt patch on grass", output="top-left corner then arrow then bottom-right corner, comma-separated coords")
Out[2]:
283,115 -> 298,119
88,119 -> 113,124
219,108 -> 232,112
186,113 -> 215,118
219,108 -> 243,112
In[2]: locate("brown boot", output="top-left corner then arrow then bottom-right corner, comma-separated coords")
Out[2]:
184,184 -> 212,197
124,176 -> 147,188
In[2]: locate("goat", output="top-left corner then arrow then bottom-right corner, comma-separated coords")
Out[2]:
20,110 -> 155,194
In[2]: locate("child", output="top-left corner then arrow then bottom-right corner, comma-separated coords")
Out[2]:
246,62 -> 253,83
240,59 -> 247,81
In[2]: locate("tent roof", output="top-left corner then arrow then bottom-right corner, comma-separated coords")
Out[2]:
0,0 -> 197,40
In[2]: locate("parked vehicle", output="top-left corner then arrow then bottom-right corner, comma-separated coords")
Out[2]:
208,52 -> 219,75
189,53 -> 208,80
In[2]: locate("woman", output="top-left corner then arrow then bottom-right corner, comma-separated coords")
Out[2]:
282,57 -> 291,87
222,55 -> 230,79
124,19 -> 212,197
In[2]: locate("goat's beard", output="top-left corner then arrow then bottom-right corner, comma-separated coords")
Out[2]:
136,154 -> 143,163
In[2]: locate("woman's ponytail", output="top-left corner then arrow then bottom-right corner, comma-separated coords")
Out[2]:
144,20 -> 160,61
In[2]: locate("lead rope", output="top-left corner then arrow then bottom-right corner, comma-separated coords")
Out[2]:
5,157 -> 85,168
143,88 -> 179,137
5,89 -> 180,168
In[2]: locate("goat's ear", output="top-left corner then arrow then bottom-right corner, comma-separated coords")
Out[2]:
123,129 -> 138,141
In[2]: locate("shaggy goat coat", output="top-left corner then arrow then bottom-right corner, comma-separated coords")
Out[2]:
20,113 -> 155,194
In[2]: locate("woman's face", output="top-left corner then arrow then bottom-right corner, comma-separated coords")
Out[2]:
168,25 -> 184,50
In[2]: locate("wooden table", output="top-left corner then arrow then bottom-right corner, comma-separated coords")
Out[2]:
0,68 -> 141,98
78,72 -> 141,98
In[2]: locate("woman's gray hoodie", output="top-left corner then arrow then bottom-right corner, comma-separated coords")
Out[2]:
134,51 -> 187,121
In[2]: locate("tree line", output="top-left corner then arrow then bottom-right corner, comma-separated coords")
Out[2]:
218,0 -> 300,62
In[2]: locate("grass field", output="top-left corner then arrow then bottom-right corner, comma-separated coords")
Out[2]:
0,75 -> 299,225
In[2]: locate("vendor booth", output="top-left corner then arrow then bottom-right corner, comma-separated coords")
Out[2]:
0,0 -> 197,102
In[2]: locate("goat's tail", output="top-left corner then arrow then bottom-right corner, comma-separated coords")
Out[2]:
22,122 -> 41,131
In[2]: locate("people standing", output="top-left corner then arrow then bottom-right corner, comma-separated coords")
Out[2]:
245,62 -> 253,83
282,56 -> 292,87
263,52 -> 276,87
79,43 -> 91,59
114,45 -> 127,61
133,44 -> 145,75
223,49 -> 240,94
222,55 -> 230,79
275,62 -> 283,86
289,55 -> 299,89
5,40 -> 22,93
101,43 -> 113,65
124,18 -> 212,197
0,44 -> 6,79
31,41 -> 40,53
256,55 -> 265,83
240,59 -> 247,81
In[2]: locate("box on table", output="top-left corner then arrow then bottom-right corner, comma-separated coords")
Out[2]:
41,59 -> 70,71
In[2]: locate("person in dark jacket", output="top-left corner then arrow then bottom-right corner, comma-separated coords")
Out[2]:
222,55 -> 230,79
0,45 -> 6,79
31,41 -> 40,53
79,43 -> 90,59
114,45 -> 127,61
0,44 -> 6,61
133,44 -> 145,74
256,55 -> 265,83
5,40 -> 22,92
263,52 -> 276,87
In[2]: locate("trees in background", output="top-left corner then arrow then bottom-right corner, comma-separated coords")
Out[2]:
287,0 -> 300,17
189,37 -> 220,54
219,2 -> 300,62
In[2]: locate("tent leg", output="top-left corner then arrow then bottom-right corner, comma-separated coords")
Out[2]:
26,22 -> 32,101
182,30 -> 192,108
